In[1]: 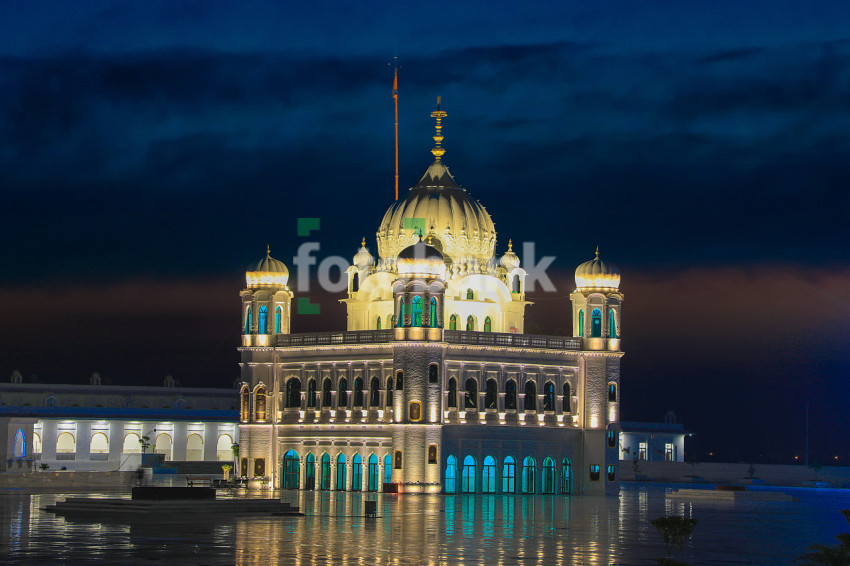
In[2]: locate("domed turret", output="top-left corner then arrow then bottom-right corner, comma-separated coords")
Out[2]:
353,238 -> 375,269
246,246 -> 289,288
397,240 -> 445,278
499,239 -> 520,271
575,247 -> 620,290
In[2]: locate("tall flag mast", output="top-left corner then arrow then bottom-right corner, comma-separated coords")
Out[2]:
393,59 -> 399,200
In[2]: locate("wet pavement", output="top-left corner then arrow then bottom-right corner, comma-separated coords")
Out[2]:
1,482 -> 848,564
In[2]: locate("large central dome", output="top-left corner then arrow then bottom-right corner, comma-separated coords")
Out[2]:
376,161 -> 496,264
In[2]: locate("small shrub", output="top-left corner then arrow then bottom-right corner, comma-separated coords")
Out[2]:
652,516 -> 698,564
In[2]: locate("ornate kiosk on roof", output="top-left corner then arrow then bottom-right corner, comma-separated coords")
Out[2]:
237,101 -> 623,495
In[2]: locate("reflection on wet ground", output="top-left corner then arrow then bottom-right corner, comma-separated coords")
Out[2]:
1,483 -> 848,565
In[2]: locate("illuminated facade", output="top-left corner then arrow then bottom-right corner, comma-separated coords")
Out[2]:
238,106 -> 623,495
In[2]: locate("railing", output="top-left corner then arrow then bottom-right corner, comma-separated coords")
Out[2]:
276,330 -> 394,347
274,329 -> 581,351
443,330 -> 581,350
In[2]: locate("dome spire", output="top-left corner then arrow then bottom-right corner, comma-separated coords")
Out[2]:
595,245 -> 599,259
267,243 -> 271,256
430,96 -> 447,162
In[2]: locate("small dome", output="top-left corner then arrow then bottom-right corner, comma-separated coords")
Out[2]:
575,247 -> 620,290
499,239 -> 520,270
397,240 -> 445,278
246,246 -> 289,288
353,238 -> 375,269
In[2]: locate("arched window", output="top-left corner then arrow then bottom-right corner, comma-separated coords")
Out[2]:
466,316 -> 475,331
412,296 -> 423,327
368,454 -> 380,491
502,456 -> 516,493
376,316 -> 381,330
562,383 -> 571,412
122,433 -> 141,454
186,433 -> 203,461
384,454 -> 393,485
524,381 -> 537,412
336,454 -> 347,490
577,309 -> 584,336
543,382 -> 555,411
561,457 -> 572,494
512,276 -> 521,293
258,305 -> 268,334
397,299 -> 405,327
430,297 -> 438,327
307,379 -> 317,408
462,455 -> 476,493
338,378 -> 348,408
485,379 -> 498,410
466,289 -> 474,300
244,307 -> 252,335
609,310 -> 617,338
505,380 -> 517,410
465,378 -> 478,410
482,456 -> 496,493
353,377 -> 364,407
305,453 -> 316,490
320,454 -> 331,490
352,454 -> 362,491
386,378 -> 394,405
154,433 -> 172,461
240,387 -> 250,422
33,433 -> 42,455
283,450 -> 300,489
429,364 -> 439,383
370,377 -> 380,407
13,429 -> 25,458
255,387 -> 267,421
275,305 -> 282,334
216,434 -> 232,461
351,272 -> 359,293
484,316 -> 492,332
445,455 -> 458,494
323,378 -> 333,407
286,378 -> 301,408
542,457 -> 556,494
447,378 -> 457,408
522,457 -> 536,494
396,371 -> 403,391
591,308 -> 602,337
608,383 -> 617,402
449,314 -> 457,330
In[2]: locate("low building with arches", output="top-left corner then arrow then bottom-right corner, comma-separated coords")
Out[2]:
238,106 -> 624,496
0,379 -> 238,472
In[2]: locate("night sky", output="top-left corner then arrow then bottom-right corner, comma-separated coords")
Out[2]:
2,1 -> 849,464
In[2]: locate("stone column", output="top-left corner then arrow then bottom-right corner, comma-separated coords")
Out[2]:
76,421 -> 91,464
172,422 -> 188,461
41,420 -> 57,460
204,423 -> 217,461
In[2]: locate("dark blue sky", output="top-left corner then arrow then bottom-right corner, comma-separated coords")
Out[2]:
1,1 -> 849,463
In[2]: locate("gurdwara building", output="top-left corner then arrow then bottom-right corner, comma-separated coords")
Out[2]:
237,106 -> 623,495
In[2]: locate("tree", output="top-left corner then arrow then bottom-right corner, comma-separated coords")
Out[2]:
652,516 -> 698,565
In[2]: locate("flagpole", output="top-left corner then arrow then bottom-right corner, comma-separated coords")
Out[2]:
393,64 -> 399,201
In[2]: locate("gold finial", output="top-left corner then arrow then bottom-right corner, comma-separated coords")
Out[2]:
267,244 -> 271,256
595,246 -> 599,259
508,239 -> 513,252
430,96 -> 447,161
361,237 -> 366,247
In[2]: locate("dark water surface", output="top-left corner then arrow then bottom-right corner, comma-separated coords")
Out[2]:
1,483 -> 848,565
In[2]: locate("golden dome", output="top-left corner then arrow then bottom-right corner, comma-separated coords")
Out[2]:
397,240 -> 446,278
575,248 -> 620,290
376,161 -> 496,264
246,247 -> 289,288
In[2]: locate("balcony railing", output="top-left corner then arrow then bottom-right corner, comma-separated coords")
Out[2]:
276,330 -> 394,347
274,329 -> 581,351
443,330 -> 581,350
